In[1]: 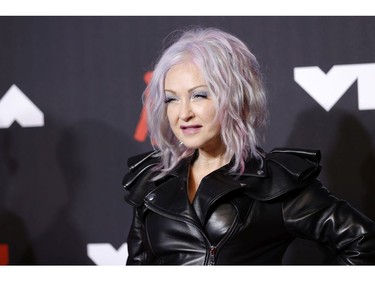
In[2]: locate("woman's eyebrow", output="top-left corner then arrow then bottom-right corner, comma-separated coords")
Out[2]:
164,85 -> 208,94
164,89 -> 176,94
188,85 -> 208,93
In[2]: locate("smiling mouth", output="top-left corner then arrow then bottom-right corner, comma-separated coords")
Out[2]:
180,125 -> 201,129
180,125 -> 202,135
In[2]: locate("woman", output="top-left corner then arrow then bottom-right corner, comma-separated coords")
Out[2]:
122,27 -> 375,265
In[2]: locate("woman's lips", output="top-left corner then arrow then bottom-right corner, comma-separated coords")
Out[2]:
180,125 -> 202,135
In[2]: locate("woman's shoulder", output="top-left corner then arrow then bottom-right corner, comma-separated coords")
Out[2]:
266,147 -> 322,182
241,147 -> 322,201
122,150 -> 161,206
126,150 -> 161,172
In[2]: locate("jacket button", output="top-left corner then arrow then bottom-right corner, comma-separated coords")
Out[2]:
147,193 -> 156,201
257,169 -> 264,175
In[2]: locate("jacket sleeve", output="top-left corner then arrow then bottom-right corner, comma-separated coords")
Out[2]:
123,150 -> 161,265
126,207 -> 146,265
122,150 -> 161,206
283,180 -> 375,264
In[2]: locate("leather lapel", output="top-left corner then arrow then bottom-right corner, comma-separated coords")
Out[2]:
192,168 -> 243,225
189,155 -> 266,225
144,159 -> 199,224
143,154 -> 267,226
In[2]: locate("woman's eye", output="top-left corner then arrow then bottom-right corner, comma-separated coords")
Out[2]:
192,91 -> 208,99
164,96 -> 177,104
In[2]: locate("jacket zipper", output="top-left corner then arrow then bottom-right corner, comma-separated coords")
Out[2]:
208,246 -> 217,265
145,200 -> 240,265
205,212 -> 239,265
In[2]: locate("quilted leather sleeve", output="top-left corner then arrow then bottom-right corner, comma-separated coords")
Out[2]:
126,207 -> 147,265
122,150 -> 161,206
283,180 -> 375,264
243,147 -> 322,201
268,147 -> 321,182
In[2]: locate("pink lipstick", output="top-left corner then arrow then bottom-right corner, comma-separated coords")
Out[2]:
180,124 -> 202,135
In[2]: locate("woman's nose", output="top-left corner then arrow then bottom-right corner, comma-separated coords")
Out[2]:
178,101 -> 193,121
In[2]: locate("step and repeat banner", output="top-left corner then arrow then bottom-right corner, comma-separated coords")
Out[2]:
0,16 -> 374,265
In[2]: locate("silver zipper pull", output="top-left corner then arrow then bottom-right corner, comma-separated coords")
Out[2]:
208,246 -> 217,265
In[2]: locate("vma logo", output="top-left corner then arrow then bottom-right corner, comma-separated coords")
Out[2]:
294,63 -> 375,111
0,244 -> 9,265
0,84 -> 44,128
134,72 -> 153,142
87,243 -> 128,265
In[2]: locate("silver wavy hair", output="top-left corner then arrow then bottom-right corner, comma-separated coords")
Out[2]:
145,27 -> 268,178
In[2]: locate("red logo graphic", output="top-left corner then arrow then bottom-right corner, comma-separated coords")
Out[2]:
134,71 -> 153,142
0,244 -> 9,265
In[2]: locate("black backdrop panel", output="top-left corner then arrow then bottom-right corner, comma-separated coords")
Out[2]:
0,16 -> 374,265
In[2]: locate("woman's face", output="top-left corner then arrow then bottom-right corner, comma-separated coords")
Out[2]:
164,62 -> 223,152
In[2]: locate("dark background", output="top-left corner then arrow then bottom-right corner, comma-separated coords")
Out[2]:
0,16 -> 374,265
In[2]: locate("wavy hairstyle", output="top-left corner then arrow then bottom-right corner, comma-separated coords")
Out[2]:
145,27 -> 268,178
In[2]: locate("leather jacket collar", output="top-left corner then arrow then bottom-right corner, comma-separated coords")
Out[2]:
141,152 -> 269,226
123,148 -> 321,210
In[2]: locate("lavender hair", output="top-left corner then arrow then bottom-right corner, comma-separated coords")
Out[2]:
144,27 -> 268,178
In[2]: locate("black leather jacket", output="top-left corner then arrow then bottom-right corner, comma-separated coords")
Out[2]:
122,148 -> 375,265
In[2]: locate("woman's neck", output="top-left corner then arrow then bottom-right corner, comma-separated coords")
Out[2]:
191,135 -> 228,167
193,153 -> 229,171
187,149 -> 230,203
192,146 -> 230,175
